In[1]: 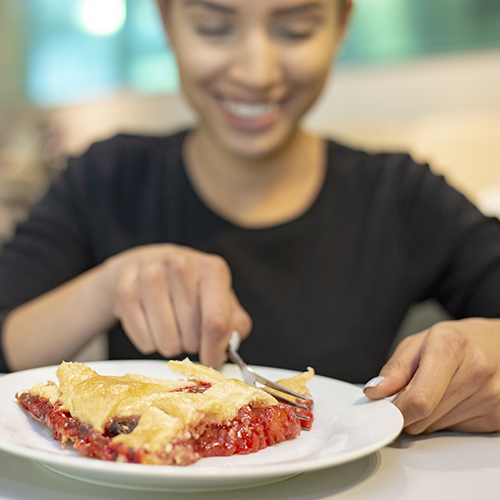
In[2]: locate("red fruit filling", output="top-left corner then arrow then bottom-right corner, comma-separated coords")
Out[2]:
16,390 -> 303,465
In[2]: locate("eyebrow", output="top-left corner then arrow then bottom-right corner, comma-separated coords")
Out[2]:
184,0 -> 237,15
184,1 -> 325,17
272,2 -> 325,17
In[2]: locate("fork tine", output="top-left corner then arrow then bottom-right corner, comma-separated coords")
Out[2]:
251,371 -> 308,401
295,413 -> 310,421
260,387 -> 310,411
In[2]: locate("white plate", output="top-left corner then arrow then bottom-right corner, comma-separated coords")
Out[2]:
0,360 -> 403,492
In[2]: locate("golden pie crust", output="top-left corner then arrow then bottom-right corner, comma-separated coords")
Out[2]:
16,359 -> 314,465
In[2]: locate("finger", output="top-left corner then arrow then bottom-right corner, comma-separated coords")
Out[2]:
448,413 -> 500,433
163,254 -> 201,354
229,291 -> 252,341
414,372 -> 500,433
423,384 -> 500,433
113,268 -> 155,354
403,379 -> 476,434
120,304 -> 157,354
139,262 -> 182,358
198,255 -> 233,367
403,356 -> 493,434
393,327 -> 465,429
421,394 -> 485,433
364,333 -> 424,400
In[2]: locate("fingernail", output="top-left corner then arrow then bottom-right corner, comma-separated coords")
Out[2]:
363,376 -> 385,391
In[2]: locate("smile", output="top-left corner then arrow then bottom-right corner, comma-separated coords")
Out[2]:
217,98 -> 283,131
221,100 -> 281,120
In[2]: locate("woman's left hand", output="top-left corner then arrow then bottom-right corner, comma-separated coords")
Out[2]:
363,318 -> 500,434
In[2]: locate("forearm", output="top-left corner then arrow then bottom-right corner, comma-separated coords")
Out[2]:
1,263 -> 116,371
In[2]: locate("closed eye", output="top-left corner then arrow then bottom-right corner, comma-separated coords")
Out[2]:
195,23 -> 235,37
272,17 -> 324,41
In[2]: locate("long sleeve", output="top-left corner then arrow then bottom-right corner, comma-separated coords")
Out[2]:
0,153 -> 96,371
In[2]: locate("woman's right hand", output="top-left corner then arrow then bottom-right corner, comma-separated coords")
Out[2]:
102,244 -> 252,368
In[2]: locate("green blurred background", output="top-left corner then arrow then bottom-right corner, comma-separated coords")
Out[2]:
1,0 -> 500,109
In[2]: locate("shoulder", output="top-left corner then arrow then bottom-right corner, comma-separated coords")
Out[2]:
326,138 -> 429,180
41,130 -> 188,213
323,138 -> 490,235
325,138 -> 453,203
57,130 -> 188,195
86,129 -> 187,154
80,130 -> 187,173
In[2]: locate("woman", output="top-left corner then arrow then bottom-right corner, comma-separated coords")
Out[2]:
1,0 -> 500,435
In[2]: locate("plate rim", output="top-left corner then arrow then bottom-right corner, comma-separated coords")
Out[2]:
0,360 -> 404,489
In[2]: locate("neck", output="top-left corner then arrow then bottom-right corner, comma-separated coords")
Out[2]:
184,128 -> 326,228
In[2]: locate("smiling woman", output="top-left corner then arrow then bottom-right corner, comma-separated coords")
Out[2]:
2,0 -> 500,438
155,0 -> 350,228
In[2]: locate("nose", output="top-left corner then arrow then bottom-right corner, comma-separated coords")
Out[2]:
229,29 -> 282,91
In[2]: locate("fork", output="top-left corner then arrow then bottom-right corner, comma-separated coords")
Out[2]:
227,332 -> 311,423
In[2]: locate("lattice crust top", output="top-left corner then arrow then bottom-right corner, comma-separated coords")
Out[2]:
26,359 -> 290,451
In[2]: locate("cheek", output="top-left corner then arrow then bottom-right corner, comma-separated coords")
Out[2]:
176,43 -> 230,92
282,39 -> 336,98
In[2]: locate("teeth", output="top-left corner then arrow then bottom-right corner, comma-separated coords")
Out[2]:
223,101 -> 279,119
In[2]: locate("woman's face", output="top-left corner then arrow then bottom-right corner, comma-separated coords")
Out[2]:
159,0 -> 350,159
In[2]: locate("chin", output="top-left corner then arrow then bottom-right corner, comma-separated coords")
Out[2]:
224,139 -> 286,160
217,125 -> 296,160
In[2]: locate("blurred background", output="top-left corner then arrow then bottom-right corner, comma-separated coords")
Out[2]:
1,0 -> 500,359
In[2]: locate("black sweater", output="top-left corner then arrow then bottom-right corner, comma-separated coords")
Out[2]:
1,130 -> 499,382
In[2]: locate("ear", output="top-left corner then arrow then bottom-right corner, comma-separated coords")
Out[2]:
338,0 -> 353,43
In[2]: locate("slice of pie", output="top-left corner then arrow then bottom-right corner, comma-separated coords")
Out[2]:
16,359 -> 314,465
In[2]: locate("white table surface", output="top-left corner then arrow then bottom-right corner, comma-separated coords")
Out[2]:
1,431 -> 499,500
